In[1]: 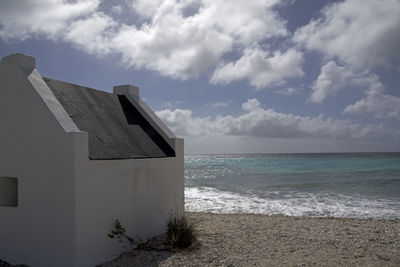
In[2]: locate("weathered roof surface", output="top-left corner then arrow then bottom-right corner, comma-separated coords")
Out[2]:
43,77 -> 175,160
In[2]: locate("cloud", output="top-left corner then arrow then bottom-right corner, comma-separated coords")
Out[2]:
0,0 -> 99,40
154,108 -> 213,137
65,12 -> 117,55
129,0 -> 166,19
294,0 -> 400,70
276,87 -> 296,95
344,87 -> 400,120
295,0 -> 400,120
0,0 -> 291,84
211,48 -> 304,89
111,5 -> 123,15
156,99 -> 388,139
198,0 -> 288,45
241,99 -> 261,112
110,15 -> 232,79
112,0 -> 289,80
309,61 -> 400,119
210,101 -> 230,108
310,61 -> 353,103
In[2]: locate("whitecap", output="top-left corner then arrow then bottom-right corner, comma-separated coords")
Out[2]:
185,187 -> 400,219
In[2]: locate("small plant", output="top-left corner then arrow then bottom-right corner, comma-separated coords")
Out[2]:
108,219 -> 134,245
167,216 -> 198,249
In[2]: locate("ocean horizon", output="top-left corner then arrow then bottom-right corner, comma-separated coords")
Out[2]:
184,152 -> 400,219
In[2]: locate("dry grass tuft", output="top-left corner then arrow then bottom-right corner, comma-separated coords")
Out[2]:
167,216 -> 199,249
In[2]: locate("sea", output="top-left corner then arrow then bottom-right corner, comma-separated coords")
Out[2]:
184,153 -> 400,219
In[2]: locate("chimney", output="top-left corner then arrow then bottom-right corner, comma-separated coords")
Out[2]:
113,84 -> 139,102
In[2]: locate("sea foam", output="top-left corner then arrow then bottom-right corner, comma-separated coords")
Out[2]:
185,187 -> 400,219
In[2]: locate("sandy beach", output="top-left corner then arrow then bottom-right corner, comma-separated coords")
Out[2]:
100,212 -> 400,266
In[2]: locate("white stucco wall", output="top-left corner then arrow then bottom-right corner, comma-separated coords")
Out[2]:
73,136 -> 184,266
0,55 -> 78,266
0,54 -> 184,267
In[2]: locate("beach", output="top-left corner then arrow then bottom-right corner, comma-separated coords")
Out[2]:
101,212 -> 400,266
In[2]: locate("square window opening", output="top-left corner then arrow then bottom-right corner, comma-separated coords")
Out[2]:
0,177 -> 18,207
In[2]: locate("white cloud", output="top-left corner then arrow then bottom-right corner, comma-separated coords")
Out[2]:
156,99 -> 387,140
111,0 -> 289,80
241,99 -> 261,112
129,0 -> 166,19
309,60 -> 400,119
296,0 -> 400,121
197,0 -> 287,45
0,0 -> 290,83
129,0 -> 288,44
65,12 -> 116,55
111,5 -> 123,15
294,0 -> 400,70
344,88 -> 400,120
110,13 -> 232,79
276,87 -> 296,95
0,0 -> 99,40
210,101 -> 230,108
164,101 -> 182,109
211,48 -> 304,89
310,61 -> 352,103
155,108 -> 213,137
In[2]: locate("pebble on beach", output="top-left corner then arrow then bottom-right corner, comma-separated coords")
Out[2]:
99,212 -> 400,267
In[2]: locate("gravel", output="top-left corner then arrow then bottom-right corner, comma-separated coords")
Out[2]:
100,212 -> 400,266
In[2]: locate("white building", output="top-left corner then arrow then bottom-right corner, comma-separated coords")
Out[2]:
0,53 -> 184,267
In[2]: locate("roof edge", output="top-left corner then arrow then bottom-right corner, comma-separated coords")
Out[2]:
28,70 -> 81,133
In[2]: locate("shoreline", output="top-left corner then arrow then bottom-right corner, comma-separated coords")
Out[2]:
184,186 -> 400,220
185,210 -> 400,220
101,212 -> 400,266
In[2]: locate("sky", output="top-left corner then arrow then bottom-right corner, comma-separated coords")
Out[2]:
1,0 -> 399,154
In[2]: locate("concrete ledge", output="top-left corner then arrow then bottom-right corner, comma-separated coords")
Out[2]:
1,53 -> 35,72
113,85 -> 139,102
28,70 -> 81,133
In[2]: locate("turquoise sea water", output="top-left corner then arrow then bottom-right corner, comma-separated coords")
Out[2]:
184,153 -> 400,219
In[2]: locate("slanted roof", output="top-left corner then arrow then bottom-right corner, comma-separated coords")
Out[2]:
43,78 -> 175,160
